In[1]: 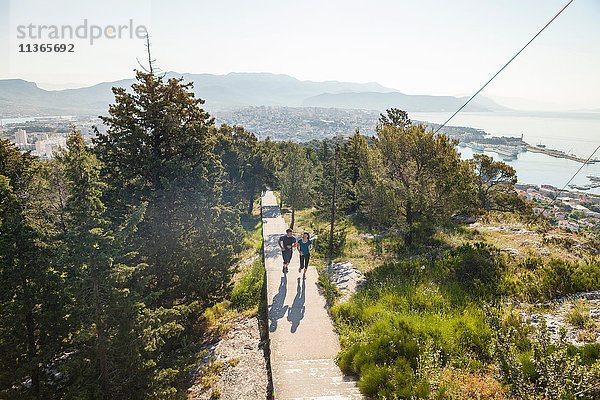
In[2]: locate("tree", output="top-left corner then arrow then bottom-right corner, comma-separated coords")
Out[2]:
314,144 -> 353,262
93,71 -> 241,308
56,130 -> 116,397
216,124 -> 276,213
470,153 -> 526,212
279,144 -> 314,229
92,72 -> 244,396
352,132 -> 395,230
375,108 -> 474,245
0,139 -> 70,399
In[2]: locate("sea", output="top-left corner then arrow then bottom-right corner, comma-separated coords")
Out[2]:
411,112 -> 600,196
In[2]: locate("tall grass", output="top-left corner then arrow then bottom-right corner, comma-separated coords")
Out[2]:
231,257 -> 265,311
331,243 -> 501,398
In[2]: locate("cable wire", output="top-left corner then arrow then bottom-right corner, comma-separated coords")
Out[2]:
434,0 -> 574,134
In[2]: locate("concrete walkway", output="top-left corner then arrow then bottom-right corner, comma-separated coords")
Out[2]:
262,191 -> 363,399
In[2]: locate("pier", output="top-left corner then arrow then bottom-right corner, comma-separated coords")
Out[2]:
526,145 -> 600,164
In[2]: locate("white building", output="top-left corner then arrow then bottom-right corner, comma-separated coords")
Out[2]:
15,129 -> 28,145
33,136 -> 67,158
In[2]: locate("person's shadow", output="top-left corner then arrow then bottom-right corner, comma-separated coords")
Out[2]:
287,277 -> 306,333
269,276 -> 288,332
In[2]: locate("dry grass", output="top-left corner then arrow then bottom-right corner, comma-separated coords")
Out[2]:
466,220 -> 591,263
431,367 -> 513,400
565,299 -> 591,329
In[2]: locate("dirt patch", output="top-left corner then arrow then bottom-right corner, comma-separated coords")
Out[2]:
188,315 -> 269,399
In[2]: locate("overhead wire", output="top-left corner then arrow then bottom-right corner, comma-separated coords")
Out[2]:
434,0 -> 574,134
427,0 -> 600,223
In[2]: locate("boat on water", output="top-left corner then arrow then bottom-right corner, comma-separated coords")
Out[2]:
494,145 -> 519,158
569,184 -> 591,191
588,175 -> 600,182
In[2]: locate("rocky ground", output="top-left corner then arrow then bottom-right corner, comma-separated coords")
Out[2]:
188,315 -> 269,400
468,221 -> 598,260
518,291 -> 600,345
324,261 -> 365,302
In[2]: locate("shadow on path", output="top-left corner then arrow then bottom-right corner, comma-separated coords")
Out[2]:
265,233 -> 287,261
269,276 -> 288,332
287,277 -> 306,333
262,205 -> 281,219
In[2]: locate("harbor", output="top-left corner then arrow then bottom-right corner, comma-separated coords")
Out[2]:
462,140 -> 599,165
526,145 -> 600,164
569,176 -> 600,191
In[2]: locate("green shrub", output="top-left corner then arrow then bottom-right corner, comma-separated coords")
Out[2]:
313,221 -> 348,258
230,258 -> 265,310
439,243 -> 503,295
317,267 -> 341,307
340,318 -> 426,399
510,259 -> 600,301
565,299 -> 590,328
580,343 -> 600,365
572,261 -> 600,291
489,311 -> 600,399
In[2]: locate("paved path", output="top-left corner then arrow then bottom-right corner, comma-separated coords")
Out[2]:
262,191 -> 363,399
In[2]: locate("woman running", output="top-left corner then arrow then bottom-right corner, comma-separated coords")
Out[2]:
297,232 -> 313,278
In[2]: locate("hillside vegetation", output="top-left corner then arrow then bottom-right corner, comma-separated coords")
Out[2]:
277,110 -> 600,399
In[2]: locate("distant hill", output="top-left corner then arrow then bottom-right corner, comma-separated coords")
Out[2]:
0,72 -> 507,118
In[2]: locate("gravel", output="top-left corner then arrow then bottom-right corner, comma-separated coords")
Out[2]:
188,315 -> 269,399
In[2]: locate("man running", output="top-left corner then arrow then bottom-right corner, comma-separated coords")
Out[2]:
297,232 -> 313,278
278,228 -> 296,273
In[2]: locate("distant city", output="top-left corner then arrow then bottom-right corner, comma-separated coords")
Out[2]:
1,116 -> 104,158
2,109 -> 599,232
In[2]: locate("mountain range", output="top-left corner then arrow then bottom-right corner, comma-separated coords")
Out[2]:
0,72 -> 507,118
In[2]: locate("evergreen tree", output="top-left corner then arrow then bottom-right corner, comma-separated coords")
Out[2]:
315,144 -> 353,262
352,132 -> 395,230
0,139 -> 70,399
216,124 -> 277,213
375,109 -> 474,245
278,144 -> 314,229
470,153 -> 527,212
56,130 -> 124,398
93,71 -> 241,309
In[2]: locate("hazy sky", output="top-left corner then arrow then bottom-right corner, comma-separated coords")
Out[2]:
1,0 -> 599,111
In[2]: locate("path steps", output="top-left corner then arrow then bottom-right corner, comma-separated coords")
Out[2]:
262,191 -> 364,399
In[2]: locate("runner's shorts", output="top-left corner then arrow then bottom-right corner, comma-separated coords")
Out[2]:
282,250 -> 292,264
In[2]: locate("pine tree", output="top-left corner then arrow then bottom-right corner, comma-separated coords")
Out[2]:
216,124 -> 277,213
56,130 -> 116,397
93,71 -> 241,309
375,109 -> 474,245
0,139 -> 70,399
278,144 -> 314,229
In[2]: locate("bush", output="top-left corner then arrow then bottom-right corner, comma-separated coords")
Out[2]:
313,221 -> 348,259
230,258 -> 265,310
509,259 -> 600,301
439,243 -> 503,295
565,299 -> 590,329
489,311 -> 600,399
339,318 -> 426,399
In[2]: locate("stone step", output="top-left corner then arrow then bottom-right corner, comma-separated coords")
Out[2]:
273,359 -> 363,399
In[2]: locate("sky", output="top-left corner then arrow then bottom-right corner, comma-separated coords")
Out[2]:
1,0 -> 599,111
